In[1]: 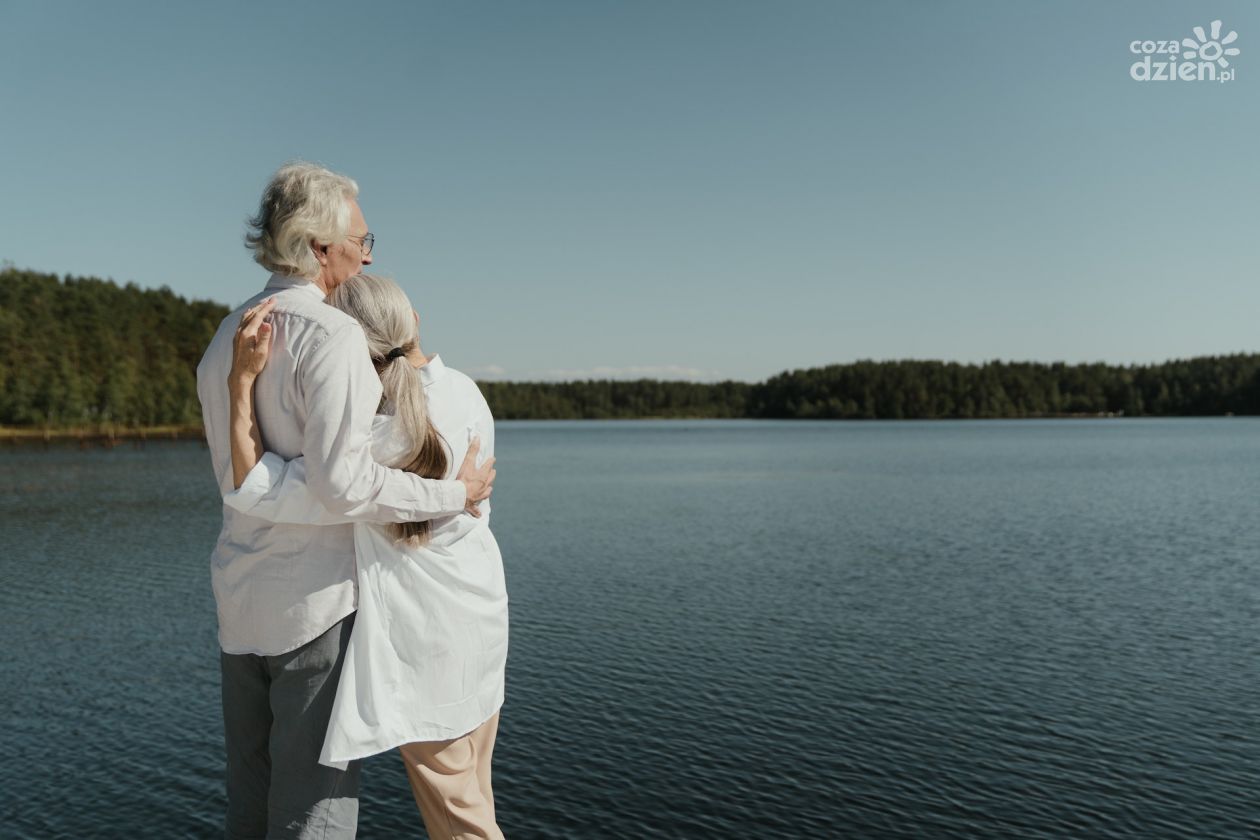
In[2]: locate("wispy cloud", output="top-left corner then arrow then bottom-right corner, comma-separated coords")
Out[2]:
462,364 -> 508,379
533,365 -> 721,381
468,364 -> 727,382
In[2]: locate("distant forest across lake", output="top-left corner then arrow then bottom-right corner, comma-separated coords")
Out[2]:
3,267 -> 1259,428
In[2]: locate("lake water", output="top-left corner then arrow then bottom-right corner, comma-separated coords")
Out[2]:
1,419 -> 1257,838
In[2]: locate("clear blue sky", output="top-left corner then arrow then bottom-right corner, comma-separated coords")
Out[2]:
2,1 -> 1256,382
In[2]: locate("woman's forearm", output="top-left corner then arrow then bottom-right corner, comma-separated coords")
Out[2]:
229,376 -> 264,490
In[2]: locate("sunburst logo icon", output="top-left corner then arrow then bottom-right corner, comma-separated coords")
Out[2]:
1182,20 -> 1240,67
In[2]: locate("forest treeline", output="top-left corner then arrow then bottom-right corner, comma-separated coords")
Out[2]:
0,268 -> 228,426
2,267 -> 1258,426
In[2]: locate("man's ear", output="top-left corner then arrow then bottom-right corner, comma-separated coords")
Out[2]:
413,310 -> 420,326
311,239 -> 328,265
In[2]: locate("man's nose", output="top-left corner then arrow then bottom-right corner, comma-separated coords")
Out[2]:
362,251 -> 373,265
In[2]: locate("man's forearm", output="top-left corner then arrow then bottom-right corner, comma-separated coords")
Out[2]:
225,452 -> 467,525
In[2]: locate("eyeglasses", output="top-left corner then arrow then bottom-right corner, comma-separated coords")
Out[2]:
346,232 -> 375,256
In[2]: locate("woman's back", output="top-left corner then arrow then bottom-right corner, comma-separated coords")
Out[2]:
321,355 -> 509,766
371,355 -> 497,542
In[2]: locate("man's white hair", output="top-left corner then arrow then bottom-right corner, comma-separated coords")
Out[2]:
245,162 -> 359,279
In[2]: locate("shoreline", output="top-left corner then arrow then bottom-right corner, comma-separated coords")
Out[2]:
0,413 -> 1244,445
0,425 -> 206,446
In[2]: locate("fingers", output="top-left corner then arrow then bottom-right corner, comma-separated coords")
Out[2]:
472,468 -> 496,505
457,438 -> 481,467
237,297 -> 277,332
236,300 -> 277,352
473,458 -> 495,496
462,445 -> 496,515
231,299 -> 277,379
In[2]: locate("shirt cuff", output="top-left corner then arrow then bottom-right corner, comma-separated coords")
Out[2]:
442,479 -> 468,513
223,451 -> 286,513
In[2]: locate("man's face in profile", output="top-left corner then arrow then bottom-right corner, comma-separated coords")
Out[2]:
322,198 -> 373,292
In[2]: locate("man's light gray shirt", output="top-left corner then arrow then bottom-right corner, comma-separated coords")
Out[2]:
196,274 -> 467,656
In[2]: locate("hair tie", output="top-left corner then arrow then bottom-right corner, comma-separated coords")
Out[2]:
385,346 -> 407,362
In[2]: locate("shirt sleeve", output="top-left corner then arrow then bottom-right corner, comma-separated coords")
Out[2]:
224,320 -> 467,524
221,451 -> 353,525
197,322 -> 238,499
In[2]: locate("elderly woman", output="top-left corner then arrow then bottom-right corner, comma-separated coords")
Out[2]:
226,275 -> 508,840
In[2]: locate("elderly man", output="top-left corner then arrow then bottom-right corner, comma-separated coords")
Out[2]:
196,162 -> 494,839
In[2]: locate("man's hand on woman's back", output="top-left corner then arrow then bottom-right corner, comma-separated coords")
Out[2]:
457,438 -> 495,518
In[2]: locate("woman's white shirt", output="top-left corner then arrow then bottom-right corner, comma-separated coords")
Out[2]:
223,355 -> 508,766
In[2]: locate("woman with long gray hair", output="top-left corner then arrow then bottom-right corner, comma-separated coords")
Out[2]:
225,274 -> 508,839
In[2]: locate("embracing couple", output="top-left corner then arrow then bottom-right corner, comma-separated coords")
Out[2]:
196,162 -> 508,839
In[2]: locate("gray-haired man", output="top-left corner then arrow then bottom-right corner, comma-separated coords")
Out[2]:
197,162 -> 494,838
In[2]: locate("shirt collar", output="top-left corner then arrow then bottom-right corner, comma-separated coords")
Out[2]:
263,273 -> 327,300
417,353 -> 447,388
